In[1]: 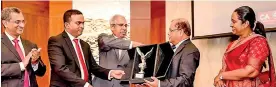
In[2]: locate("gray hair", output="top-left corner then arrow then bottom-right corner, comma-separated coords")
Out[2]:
109,14 -> 126,27
1,7 -> 22,21
172,18 -> 191,36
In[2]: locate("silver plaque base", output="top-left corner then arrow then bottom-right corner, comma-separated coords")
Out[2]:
135,73 -> 144,78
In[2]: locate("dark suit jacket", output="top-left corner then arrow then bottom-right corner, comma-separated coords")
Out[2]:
1,33 -> 46,87
92,33 -> 131,87
48,31 -> 110,87
160,39 -> 200,87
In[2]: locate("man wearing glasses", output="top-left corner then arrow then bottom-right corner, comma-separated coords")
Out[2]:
1,7 -> 46,87
143,18 -> 200,87
93,14 -> 143,87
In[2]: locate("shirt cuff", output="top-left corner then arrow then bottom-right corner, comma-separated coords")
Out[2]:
19,62 -> 25,71
108,70 -> 113,80
158,80 -> 160,87
32,62 -> 39,71
84,82 -> 90,87
129,41 -> 133,49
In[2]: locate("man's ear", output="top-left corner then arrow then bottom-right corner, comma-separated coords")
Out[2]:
64,22 -> 69,29
2,20 -> 8,28
110,25 -> 115,31
179,29 -> 184,36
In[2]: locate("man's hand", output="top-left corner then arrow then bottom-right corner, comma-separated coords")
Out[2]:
23,50 -> 33,67
134,84 -> 147,87
88,84 -> 93,87
110,70 -> 125,79
31,48 -> 42,63
132,41 -> 144,48
144,77 -> 158,87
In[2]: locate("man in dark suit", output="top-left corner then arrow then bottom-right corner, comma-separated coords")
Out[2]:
48,9 -> 125,87
144,18 -> 200,87
1,7 -> 46,87
93,15 -> 143,87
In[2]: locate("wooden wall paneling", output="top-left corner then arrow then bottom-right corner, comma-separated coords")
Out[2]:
2,1 -> 50,86
49,1 -> 72,37
150,1 -> 166,44
130,1 -> 151,44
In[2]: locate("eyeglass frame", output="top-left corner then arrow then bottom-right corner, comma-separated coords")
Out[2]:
8,20 -> 26,25
169,28 -> 182,32
111,23 -> 129,27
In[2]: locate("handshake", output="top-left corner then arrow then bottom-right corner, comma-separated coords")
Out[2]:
110,70 -> 126,80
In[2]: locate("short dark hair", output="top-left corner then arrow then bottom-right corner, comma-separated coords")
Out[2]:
63,9 -> 83,23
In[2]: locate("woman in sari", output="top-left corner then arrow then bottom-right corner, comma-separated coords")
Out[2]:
213,6 -> 275,87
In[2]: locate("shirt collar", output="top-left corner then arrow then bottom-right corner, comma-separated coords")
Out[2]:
65,30 -> 77,41
174,38 -> 189,50
5,31 -> 22,42
113,34 -> 118,38
113,34 -> 126,40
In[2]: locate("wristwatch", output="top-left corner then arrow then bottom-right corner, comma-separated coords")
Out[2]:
219,75 -> 223,80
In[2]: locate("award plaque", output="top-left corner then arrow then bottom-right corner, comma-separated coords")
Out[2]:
120,42 -> 174,84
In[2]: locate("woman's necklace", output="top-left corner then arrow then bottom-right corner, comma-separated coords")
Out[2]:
233,32 -> 254,48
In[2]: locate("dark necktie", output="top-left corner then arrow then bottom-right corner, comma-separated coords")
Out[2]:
171,45 -> 176,50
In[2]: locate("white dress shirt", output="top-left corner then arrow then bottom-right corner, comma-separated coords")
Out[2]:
65,31 -> 118,87
5,31 -> 39,86
5,31 -> 39,71
65,31 -> 91,87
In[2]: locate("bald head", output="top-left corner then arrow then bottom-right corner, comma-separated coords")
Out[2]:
109,14 -> 126,25
109,14 -> 128,38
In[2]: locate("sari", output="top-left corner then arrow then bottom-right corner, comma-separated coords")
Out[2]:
222,33 -> 275,87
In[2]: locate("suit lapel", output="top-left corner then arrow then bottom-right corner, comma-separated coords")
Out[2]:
173,39 -> 191,58
80,40 -> 89,68
21,38 -> 33,74
169,39 -> 191,77
62,31 -> 81,69
1,33 -> 22,61
21,38 -> 31,56
118,50 -> 126,62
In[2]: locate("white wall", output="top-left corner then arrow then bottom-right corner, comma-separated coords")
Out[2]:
193,1 -> 276,37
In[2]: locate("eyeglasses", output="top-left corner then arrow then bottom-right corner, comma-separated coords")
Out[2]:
112,24 -> 129,27
169,28 -> 181,32
9,20 -> 26,25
